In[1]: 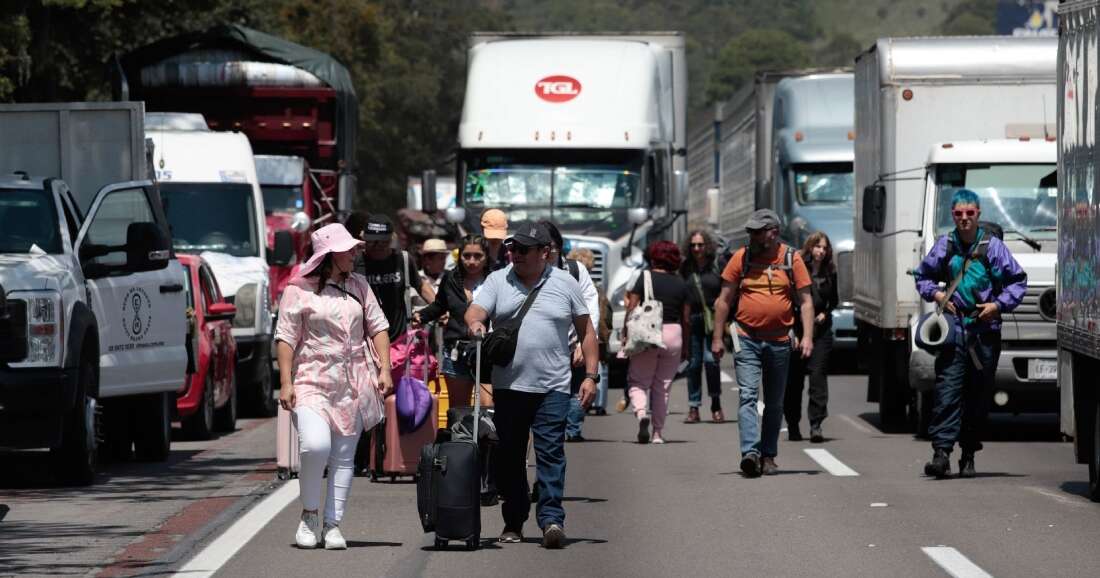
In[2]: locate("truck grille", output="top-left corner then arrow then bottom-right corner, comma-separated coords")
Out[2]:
0,298 -> 28,363
565,239 -> 607,289
1008,286 -> 1055,324
835,250 -> 854,303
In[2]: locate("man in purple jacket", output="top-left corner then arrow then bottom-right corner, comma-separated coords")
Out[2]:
913,189 -> 1027,479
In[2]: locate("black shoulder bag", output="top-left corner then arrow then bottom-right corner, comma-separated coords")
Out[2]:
477,281 -> 545,378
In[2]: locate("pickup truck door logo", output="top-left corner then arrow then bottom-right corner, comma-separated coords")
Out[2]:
122,287 -> 153,341
535,76 -> 582,103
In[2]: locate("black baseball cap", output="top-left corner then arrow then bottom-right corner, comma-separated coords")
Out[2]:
506,220 -> 551,247
362,214 -> 394,241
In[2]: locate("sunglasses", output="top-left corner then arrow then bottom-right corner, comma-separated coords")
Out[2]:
506,243 -> 543,255
952,209 -> 978,218
690,243 -> 706,248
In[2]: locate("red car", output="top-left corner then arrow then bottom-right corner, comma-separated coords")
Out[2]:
177,254 -> 238,439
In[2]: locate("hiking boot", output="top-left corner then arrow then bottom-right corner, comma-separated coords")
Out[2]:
499,527 -> 523,543
958,453 -> 976,478
740,453 -> 761,478
810,426 -> 824,444
761,456 -> 779,476
924,449 -> 951,479
685,407 -> 701,423
637,415 -> 651,444
295,510 -> 321,548
322,524 -> 347,550
542,524 -> 565,549
712,409 -> 726,423
787,425 -> 803,442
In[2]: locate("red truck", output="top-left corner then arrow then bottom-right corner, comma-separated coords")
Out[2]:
116,24 -> 357,304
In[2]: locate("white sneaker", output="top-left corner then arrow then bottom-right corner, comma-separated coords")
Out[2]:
295,511 -> 320,548
323,524 -> 347,550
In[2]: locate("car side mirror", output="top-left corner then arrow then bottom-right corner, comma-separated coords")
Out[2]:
861,184 -> 886,233
269,230 -> 294,267
125,222 -> 171,273
290,211 -> 311,234
671,170 -> 688,213
207,301 -> 237,321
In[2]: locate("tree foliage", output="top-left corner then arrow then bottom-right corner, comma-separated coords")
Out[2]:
707,29 -> 811,104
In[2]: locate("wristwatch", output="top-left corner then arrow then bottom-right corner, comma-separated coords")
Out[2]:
584,373 -> 600,384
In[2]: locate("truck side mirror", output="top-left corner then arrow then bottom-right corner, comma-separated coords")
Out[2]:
672,170 -> 688,213
125,222 -> 171,273
445,207 -> 466,224
861,184 -> 886,233
269,231 -> 294,267
421,170 -> 438,214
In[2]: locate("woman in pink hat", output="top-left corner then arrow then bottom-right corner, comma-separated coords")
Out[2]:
275,223 -> 392,550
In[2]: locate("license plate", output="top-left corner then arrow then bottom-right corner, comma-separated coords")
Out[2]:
1027,358 -> 1057,381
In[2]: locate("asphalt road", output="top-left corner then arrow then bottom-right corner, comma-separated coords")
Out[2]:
2,374 -> 1097,578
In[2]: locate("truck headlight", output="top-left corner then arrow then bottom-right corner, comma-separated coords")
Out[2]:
25,293 -> 62,366
233,283 -> 258,329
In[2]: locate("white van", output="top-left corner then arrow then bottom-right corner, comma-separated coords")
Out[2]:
146,123 -> 277,416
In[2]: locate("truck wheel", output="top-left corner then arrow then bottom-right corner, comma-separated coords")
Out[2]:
214,373 -> 238,432
248,368 -> 277,418
878,346 -> 909,432
134,392 -> 172,461
183,375 -> 216,440
50,356 -> 99,486
1089,402 -> 1100,503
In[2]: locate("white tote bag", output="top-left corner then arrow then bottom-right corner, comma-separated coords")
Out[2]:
624,271 -> 666,356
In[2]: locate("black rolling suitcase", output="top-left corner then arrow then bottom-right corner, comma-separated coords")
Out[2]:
417,336 -> 483,550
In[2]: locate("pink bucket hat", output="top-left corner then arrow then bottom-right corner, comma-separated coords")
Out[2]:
297,223 -> 364,278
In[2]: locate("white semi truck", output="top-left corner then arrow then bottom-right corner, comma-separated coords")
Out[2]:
0,102 -> 187,484
1056,0 -> 1100,502
446,32 -> 688,386
688,70 -> 857,349
854,36 -> 1059,430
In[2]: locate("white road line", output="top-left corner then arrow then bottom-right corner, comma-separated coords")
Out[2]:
803,448 -> 860,477
720,370 -> 734,383
922,546 -> 993,578
173,481 -> 299,578
1024,486 -> 1090,508
838,414 -> 874,435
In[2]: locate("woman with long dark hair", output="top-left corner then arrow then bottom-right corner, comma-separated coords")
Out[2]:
784,231 -> 838,443
680,230 -> 725,423
414,234 -> 493,408
623,240 -> 691,444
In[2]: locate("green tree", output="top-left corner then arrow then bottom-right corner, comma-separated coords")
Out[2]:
706,29 -> 810,104
815,32 -> 863,68
942,0 -> 996,36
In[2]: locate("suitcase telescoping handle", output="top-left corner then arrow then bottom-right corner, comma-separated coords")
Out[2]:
472,331 -> 483,442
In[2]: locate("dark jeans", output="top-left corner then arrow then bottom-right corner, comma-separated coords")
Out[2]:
687,313 -> 722,411
930,326 -> 1001,454
494,389 -> 570,530
784,330 -> 833,430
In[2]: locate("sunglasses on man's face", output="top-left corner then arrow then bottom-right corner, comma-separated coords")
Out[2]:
690,243 -> 706,248
952,209 -> 978,218
506,243 -> 543,255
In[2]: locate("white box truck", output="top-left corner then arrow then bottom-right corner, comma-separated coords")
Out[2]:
447,32 -> 688,386
146,116 -> 279,417
854,36 -> 1058,430
1056,0 -> 1100,502
0,102 -> 187,484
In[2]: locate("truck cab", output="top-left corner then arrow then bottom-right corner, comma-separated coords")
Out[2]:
146,120 -> 277,417
0,172 -> 186,484
908,139 -> 1058,431
254,154 -> 317,305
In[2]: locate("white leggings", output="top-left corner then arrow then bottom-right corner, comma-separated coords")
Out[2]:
295,407 -> 362,525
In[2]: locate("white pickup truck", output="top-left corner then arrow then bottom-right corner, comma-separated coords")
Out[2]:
0,103 -> 187,485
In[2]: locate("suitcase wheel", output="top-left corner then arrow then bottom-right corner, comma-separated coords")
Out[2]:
369,471 -> 379,483
465,538 -> 479,551
277,469 -> 289,481
434,538 -> 447,550
391,474 -> 397,483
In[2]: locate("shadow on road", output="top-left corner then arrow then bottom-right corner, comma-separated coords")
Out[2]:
0,520 -> 143,576
562,496 -> 607,503
1059,480 -> 1095,501
855,412 -> 1061,442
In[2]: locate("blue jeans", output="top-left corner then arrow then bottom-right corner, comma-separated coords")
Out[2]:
930,325 -> 1001,454
734,336 -> 791,458
687,313 -> 722,410
566,366 -> 586,437
494,389 -> 570,530
594,362 -> 609,410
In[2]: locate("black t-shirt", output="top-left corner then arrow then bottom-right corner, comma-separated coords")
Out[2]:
357,251 -> 423,340
631,270 -> 689,323
683,267 -> 722,315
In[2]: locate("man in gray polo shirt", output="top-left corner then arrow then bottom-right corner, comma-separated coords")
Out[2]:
465,221 -> 598,549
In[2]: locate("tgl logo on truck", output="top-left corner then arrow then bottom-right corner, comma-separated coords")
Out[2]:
535,76 -> 581,103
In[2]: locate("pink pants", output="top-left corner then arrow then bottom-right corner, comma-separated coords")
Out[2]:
628,324 -> 683,433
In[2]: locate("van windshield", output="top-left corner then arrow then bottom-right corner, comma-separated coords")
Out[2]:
0,188 -> 62,254
160,183 -> 259,257
933,163 -> 1057,238
793,163 -> 854,204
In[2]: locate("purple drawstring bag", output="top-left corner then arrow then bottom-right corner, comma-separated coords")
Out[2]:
395,330 -> 433,433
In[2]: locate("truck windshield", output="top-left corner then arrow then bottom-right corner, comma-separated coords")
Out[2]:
933,163 -> 1057,238
793,163 -> 854,204
464,150 -> 643,212
261,185 -> 305,214
160,182 -> 259,257
0,189 -> 62,254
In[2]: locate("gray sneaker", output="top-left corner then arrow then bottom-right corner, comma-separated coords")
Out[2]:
542,524 -> 565,549
295,511 -> 321,548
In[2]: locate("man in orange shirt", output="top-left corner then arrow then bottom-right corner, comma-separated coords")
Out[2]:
711,209 -> 815,477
